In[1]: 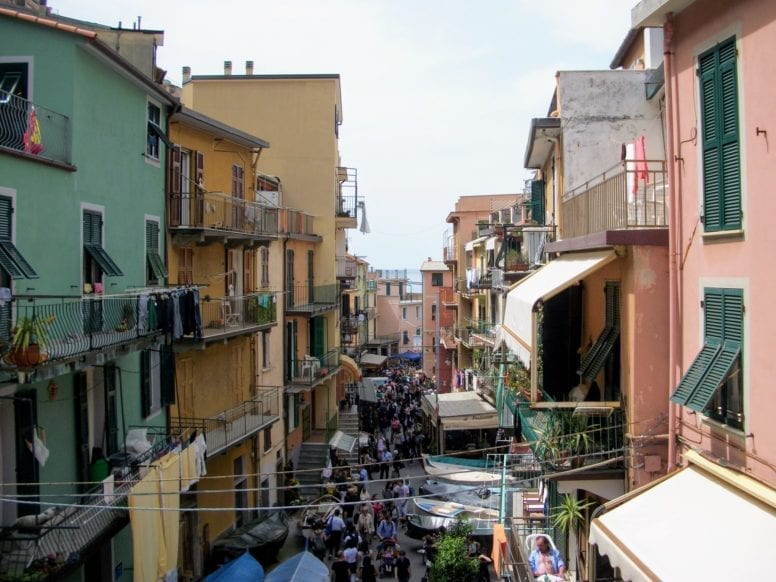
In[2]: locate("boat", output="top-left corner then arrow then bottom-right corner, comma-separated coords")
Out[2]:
211,511 -> 290,566
413,497 -> 499,521
296,494 -> 342,538
419,479 -> 502,510
404,512 -> 456,540
422,455 -> 515,486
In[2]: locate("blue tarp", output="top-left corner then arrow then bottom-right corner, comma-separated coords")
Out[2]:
205,552 -> 264,582
265,551 -> 329,582
395,351 -> 421,362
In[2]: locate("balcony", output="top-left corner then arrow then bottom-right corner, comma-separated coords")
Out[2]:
196,292 -> 277,344
170,387 -> 280,456
0,90 -> 73,168
285,284 -> 338,315
561,160 -> 668,240
443,243 -> 457,264
336,166 -> 358,229
366,280 -> 377,292
336,256 -> 357,279
440,326 -> 457,350
439,286 -> 457,308
365,333 -> 400,347
0,293 -> 183,374
469,320 -> 498,347
0,430 -> 182,580
288,350 -> 341,387
167,191 -> 279,245
341,319 -> 368,348
280,208 -> 320,241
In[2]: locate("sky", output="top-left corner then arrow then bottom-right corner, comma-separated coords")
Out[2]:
52,0 -> 633,270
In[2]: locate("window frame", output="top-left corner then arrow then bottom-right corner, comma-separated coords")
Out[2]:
146,101 -> 163,161
82,205 -> 123,287
431,273 -> 443,287
145,216 -> 166,285
261,330 -> 271,369
141,345 -> 162,419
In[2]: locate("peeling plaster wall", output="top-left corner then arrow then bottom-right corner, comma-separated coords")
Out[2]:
558,70 -> 666,192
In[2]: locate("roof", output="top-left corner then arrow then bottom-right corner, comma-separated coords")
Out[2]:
0,6 -> 97,38
631,0 -> 697,28
172,106 -> 270,149
610,28 -> 641,69
523,117 -> 561,169
420,261 -> 449,272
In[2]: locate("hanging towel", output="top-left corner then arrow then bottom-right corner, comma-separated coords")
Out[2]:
633,135 -> 649,193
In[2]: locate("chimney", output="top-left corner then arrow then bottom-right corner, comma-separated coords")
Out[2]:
182,66 -> 191,84
245,60 -> 254,75
224,60 -> 232,76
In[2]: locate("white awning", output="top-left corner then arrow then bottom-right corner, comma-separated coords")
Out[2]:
589,464 -> 776,581
328,430 -> 357,454
464,236 -> 488,252
501,250 -> 617,366
421,391 -> 499,431
485,236 -> 497,251
360,353 -> 387,367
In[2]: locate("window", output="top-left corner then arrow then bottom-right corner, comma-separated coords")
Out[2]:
671,288 -> 743,429
263,426 -> 272,452
398,283 -> 404,299
402,331 -> 409,345
415,328 -> 420,336
385,283 -> 391,296
0,62 -> 30,153
178,247 -> 193,285
577,281 -> 620,382
141,346 -> 162,418
0,195 -> 37,281
416,306 -> 420,319
145,219 -> 166,285
261,330 -> 270,368
431,273 -> 443,286
260,247 -> 269,288
83,209 -> 123,286
431,304 -> 437,321
402,307 -> 407,320
530,180 -> 545,225
234,456 -> 248,527
243,248 -> 256,294
700,37 -> 741,232
146,102 -> 167,160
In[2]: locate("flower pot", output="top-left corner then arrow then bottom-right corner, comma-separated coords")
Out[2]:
12,344 -> 41,368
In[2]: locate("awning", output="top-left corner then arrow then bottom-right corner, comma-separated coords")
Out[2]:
422,391 -> 499,431
339,354 -> 360,381
360,353 -> 387,367
485,236 -> 497,251
464,236 -> 488,252
501,250 -> 617,366
589,461 -> 776,581
328,430 -> 357,454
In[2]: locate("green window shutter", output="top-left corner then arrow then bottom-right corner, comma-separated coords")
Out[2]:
85,245 -> 124,277
530,180 -> 545,225
83,210 -> 101,245
104,364 -> 118,455
722,289 -> 743,343
140,350 -> 151,418
703,290 -> 724,340
700,38 -> 740,231
685,340 -> 740,412
0,196 -> 11,240
145,221 -> 167,281
671,338 -> 722,405
160,344 -> 176,406
0,196 -> 37,279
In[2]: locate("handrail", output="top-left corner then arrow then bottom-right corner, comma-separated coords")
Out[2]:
0,89 -> 72,165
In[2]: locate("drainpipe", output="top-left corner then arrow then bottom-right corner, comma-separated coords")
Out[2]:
664,14 -> 679,471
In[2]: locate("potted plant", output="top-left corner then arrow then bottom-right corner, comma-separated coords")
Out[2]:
11,314 -> 55,367
561,412 -> 598,468
552,493 -> 593,567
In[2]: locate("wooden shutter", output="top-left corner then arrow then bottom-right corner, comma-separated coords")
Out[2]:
170,145 -> 182,195
530,180 -> 545,225
700,38 -> 740,231
104,364 -> 118,455
243,249 -> 256,293
83,210 -> 102,245
671,339 -> 721,405
178,247 -> 193,285
226,250 -> 235,295
307,250 -> 314,302
160,344 -> 176,406
286,250 -> 295,307
0,196 -> 11,240
260,247 -> 269,288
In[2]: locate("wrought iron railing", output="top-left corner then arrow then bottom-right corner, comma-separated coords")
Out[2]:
199,292 -> 277,338
561,159 -> 668,239
168,191 -> 279,238
285,283 -> 338,312
288,349 -> 341,385
170,387 -> 280,456
336,256 -> 357,279
0,293 -> 185,367
0,90 -> 71,165
336,166 -> 358,220
279,208 -> 316,237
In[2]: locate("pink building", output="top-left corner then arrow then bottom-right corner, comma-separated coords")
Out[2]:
420,259 -> 454,391
586,1 -> 776,579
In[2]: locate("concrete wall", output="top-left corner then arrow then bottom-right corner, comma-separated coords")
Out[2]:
557,70 -> 666,193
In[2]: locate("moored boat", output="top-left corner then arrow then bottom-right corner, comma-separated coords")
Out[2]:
296,494 -> 342,538
421,455 -> 515,486
211,511 -> 290,566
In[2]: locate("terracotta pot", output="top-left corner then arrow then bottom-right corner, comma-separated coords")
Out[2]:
12,344 -> 41,368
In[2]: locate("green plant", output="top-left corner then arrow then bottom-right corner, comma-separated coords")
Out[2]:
428,518 -> 479,582
562,413 -> 597,463
552,493 -> 593,534
11,315 -> 55,352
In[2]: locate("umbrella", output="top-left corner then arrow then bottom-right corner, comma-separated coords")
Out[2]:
265,550 -> 328,582
205,552 -> 264,582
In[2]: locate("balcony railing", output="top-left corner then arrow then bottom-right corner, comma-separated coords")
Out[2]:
168,191 -> 279,240
0,90 -> 71,166
280,208 -> 317,238
285,283 -> 338,314
199,292 -> 277,340
468,320 -> 498,346
0,430 -> 183,579
288,349 -> 341,385
336,167 -> 359,224
341,321 -> 368,347
366,333 -> 400,346
366,280 -> 377,292
0,293 -> 185,367
561,159 -> 668,239
170,387 -> 280,456
443,244 -> 457,263
336,256 -> 357,279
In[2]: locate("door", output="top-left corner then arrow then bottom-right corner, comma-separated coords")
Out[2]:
285,320 -> 297,381
301,404 -> 311,441
307,250 -> 314,304
311,317 -> 325,358
104,364 -> 118,456
286,250 -> 295,308
13,389 -> 38,516
74,372 -> 90,490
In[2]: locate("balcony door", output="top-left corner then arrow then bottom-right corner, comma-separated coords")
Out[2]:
180,149 -> 191,226
310,316 -> 325,358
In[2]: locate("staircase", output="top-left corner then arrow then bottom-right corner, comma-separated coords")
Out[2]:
296,442 -> 328,500
337,407 -> 360,464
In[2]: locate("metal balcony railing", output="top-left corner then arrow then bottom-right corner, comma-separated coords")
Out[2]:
169,387 -> 280,456
199,292 -> 277,340
561,159 -> 668,239
285,283 -> 338,314
0,293 -> 186,367
366,333 -> 400,345
279,208 -> 317,237
0,430 -> 183,579
168,191 -> 279,239
0,90 -> 71,165
336,256 -> 357,279
288,349 -> 341,385
336,167 -> 358,221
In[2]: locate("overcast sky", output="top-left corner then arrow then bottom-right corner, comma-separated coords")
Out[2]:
53,0 -> 633,270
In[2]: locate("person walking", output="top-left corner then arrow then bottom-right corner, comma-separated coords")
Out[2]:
330,551 -> 350,582
395,550 -> 411,582
326,509 -> 346,559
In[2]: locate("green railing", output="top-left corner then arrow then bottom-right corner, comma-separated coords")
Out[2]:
285,283 -> 338,312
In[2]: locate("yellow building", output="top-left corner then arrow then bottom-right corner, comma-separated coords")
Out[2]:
166,106 -> 281,577
180,65 -> 359,471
